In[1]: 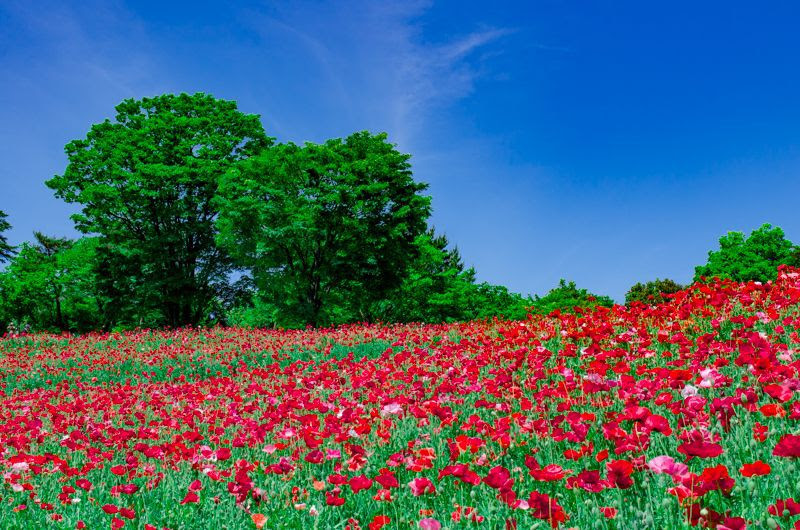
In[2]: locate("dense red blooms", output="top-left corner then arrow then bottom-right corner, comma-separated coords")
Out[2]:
2,267 -> 800,527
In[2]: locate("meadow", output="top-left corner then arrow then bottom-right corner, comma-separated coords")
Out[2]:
1,268 -> 799,529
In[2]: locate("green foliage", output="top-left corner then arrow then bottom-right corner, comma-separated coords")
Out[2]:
372,230 -> 533,323
625,278 -> 684,305
281,339 -> 393,363
216,131 -> 431,327
467,282 -> 533,320
16,91 -> 792,332
45,93 -> 271,328
0,210 -> 15,263
372,230 -> 476,323
531,279 -> 614,315
694,223 -> 799,283
0,236 -> 104,332
225,296 -> 278,328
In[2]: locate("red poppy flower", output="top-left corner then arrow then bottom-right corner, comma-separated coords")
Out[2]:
369,515 -> 391,530
251,514 -> 268,529
753,422 -> 768,442
760,403 -> 786,417
606,460 -> 634,489
566,470 -> 607,492
180,492 -> 199,504
375,470 -> 399,489
483,466 -> 514,491
600,506 -> 618,518
349,475 -> 373,493
697,465 -> 734,494
739,461 -> 771,477
325,490 -> 345,506
718,517 -> 747,530
764,384 -> 793,402
529,464 -> 568,482
774,434 -> 800,457
528,491 -> 568,528
304,450 -> 324,464
677,440 -> 723,459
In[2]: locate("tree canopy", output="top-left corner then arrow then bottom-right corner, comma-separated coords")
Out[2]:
625,278 -> 684,305
46,93 -> 271,327
0,91 -> 662,332
0,210 -> 15,263
531,279 -> 614,315
694,223 -> 799,283
368,229 -> 474,323
215,131 -> 431,327
371,229 -> 534,323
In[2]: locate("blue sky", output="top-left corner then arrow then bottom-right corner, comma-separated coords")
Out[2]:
2,1 -> 800,301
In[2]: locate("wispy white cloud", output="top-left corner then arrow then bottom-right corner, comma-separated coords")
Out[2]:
243,1 -> 511,149
389,26 -> 513,147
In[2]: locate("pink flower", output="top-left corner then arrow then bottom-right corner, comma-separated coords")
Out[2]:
408,477 -> 436,496
419,518 -> 441,530
647,456 -> 689,479
381,403 -> 403,416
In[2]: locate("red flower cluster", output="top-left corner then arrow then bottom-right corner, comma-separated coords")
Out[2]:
1,267 -> 800,527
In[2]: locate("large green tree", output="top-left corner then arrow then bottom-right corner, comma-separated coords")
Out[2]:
216,131 -> 431,327
694,223 -> 798,283
0,210 -> 15,263
46,93 -> 270,327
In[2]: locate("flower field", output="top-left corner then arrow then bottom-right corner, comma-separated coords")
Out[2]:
2,270 -> 800,529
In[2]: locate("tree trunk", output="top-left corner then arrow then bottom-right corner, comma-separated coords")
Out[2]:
52,282 -> 63,330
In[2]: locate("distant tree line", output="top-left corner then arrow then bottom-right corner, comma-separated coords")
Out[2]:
0,93 -> 797,332
624,224 -> 800,305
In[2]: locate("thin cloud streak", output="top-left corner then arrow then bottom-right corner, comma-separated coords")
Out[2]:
244,1 -> 510,150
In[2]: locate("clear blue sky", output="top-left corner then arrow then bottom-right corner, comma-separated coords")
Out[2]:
2,1 -> 800,301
